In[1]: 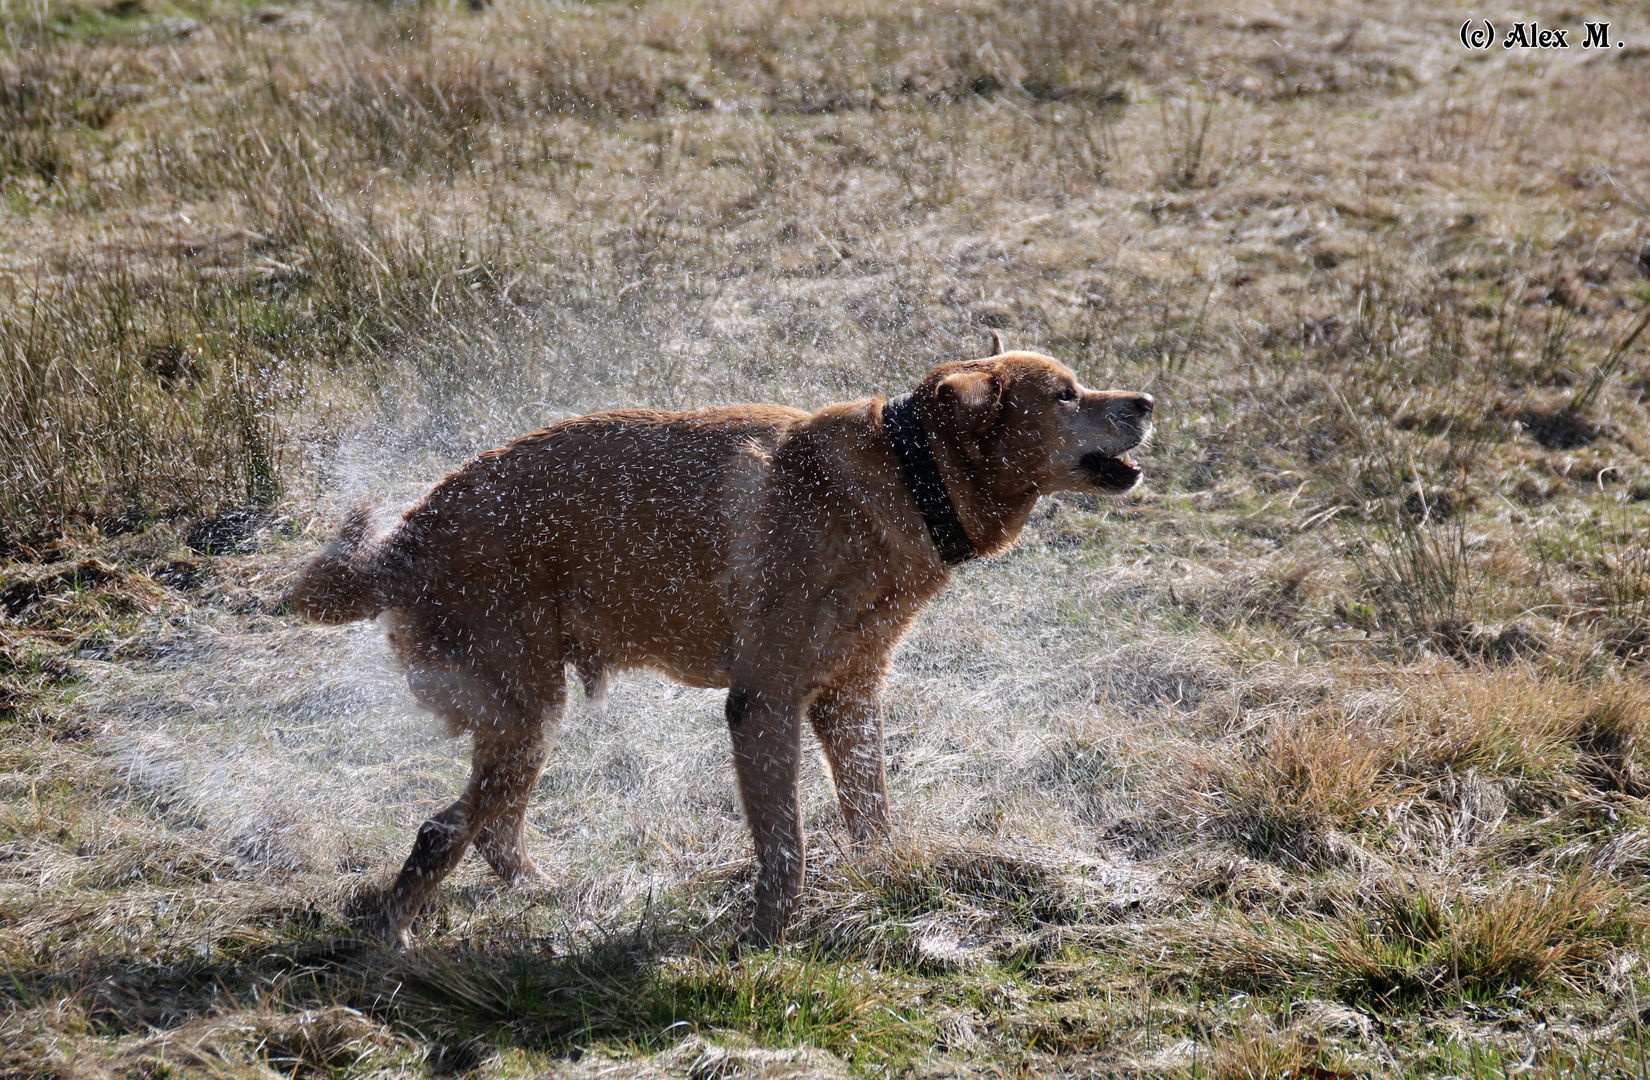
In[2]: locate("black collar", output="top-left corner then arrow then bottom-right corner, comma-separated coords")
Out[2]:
883,392 -> 976,566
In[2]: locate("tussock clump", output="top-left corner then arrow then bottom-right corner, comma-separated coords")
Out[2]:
1021,719 -> 1131,827
0,44 -> 145,131
251,1007 -> 402,1073
1168,852 -> 1289,909
1150,91 -> 1269,192
0,188 -> 529,534
0,999 -> 89,1079
1201,1015 -> 1321,1080
0,263 -> 289,534
1581,521 -> 1650,664
0,44 -> 150,185
1575,692 -> 1650,798
1484,801 -> 1650,882
0,557 -> 170,635
790,841 -> 1153,967
1340,496 -> 1482,656
1181,709 -> 1393,869
95,1007 -> 401,1076
68,823 -> 236,890
1195,874 -> 1641,1007
239,40 -> 683,175
0,559 -> 120,619
1169,674 -> 1650,868
1390,675 -> 1643,804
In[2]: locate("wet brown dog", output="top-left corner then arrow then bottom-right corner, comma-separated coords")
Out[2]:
288,347 -> 1153,945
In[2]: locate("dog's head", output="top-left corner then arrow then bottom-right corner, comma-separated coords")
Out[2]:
918,352 -> 1153,496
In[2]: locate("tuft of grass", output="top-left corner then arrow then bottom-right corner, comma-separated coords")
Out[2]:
1189,711 -> 1392,869
1199,1015 -> 1322,1080
1198,874 -> 1641,1009
785,841 -> 1108,969
1348,508 -> 1480,656
1151,90 -> 1264,192
0,42 -> 145,185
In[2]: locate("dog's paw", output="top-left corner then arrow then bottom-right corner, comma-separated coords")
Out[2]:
738,922 -> 785,953
507,867 -> 553,888
370,913 -> 414,950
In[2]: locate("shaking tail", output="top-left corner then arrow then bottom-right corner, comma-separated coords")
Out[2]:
288,504 -> 391,624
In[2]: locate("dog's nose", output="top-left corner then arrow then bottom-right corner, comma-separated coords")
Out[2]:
1135,393 -> 1154,415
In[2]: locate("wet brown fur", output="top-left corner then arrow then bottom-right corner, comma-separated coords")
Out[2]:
287,351 -> 1153,944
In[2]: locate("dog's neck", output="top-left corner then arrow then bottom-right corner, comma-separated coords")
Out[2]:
934,451 -> 1039,560
882,393 -> 976,565
891,392 -> 1040,564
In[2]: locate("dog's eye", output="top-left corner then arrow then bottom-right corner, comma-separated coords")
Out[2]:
1055,387 -> 1077,402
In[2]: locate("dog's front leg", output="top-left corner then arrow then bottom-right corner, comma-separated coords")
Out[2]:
808,671 -> 891,845
725,684 -> 804,946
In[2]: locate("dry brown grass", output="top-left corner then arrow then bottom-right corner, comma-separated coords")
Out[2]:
1168,674 -> 1650,870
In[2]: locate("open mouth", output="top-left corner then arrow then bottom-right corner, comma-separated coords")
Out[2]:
1076,450 -> 1143,491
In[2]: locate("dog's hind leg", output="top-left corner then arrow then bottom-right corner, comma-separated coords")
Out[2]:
377,664 -> 560,947
474,677 -> 564,883
572,654 -> 609,715
808,670 -> 891,845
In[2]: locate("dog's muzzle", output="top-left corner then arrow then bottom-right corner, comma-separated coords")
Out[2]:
1075,394 -> 1153,493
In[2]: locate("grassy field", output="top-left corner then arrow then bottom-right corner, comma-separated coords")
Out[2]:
3,0 -> 1650,1075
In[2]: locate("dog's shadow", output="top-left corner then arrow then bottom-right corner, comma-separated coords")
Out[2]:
333,874 -> 768,1059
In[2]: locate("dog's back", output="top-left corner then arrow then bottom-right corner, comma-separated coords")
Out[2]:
291,404 -> 807,691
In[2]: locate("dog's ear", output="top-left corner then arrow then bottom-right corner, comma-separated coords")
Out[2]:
987,329 -> 1005,356
936,369 -> 1002,438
